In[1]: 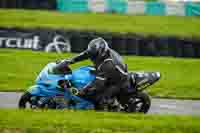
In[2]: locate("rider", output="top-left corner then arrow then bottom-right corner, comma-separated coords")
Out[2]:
53,37 -> 132,110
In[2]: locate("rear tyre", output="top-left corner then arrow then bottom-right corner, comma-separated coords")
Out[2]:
127,91 -> 151,113
18,92 -> 32,109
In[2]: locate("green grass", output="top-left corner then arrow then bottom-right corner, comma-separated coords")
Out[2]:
0,109 -> 200,133
1,49 -> 200,99
0,9 -> 200,37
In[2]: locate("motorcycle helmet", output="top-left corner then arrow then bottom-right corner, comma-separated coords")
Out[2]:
87,37 -> 109,60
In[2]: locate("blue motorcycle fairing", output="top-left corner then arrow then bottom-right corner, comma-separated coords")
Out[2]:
29,62 -> 72,97
27,84 -> 65,97
36,62 -> 72,86
27,63 -> 95,109
71,66 -> 95,89
28,85 -> 42,96
28,85 -> 94,109
35,62 -> 56,83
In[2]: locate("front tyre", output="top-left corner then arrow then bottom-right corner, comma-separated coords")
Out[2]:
18,92 -> 32,109
127,91 -> 151,113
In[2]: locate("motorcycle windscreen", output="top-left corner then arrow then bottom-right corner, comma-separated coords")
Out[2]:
35,62 -> 57,83
35,62 -> 71,86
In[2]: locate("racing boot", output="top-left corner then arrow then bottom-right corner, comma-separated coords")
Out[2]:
108,98 -> 122,112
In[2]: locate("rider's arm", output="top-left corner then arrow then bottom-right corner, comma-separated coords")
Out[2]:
51,60 -> 72,74
70,50 -> 90,64
51,50 -> 89,74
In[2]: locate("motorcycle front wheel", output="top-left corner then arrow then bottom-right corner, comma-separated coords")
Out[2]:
18,92 -> 33,109
18,92 -> 57,109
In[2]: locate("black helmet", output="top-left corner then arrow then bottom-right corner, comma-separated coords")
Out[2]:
87,37 -> 109,59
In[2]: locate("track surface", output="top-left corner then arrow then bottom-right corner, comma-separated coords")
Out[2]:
0,92 -> 200,115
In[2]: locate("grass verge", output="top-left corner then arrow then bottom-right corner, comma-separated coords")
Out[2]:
0,109 -> 200,133
0,9 -> 200,37
1,49 -> 200,99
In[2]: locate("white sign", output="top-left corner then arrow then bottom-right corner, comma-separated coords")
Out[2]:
45,35 -> 71,53
0,35 -> 71,53
0,36 -> 40,49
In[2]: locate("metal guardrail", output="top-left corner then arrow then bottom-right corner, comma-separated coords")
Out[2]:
0,27 -> 200,58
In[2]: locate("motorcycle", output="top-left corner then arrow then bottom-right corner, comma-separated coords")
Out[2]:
18,62 -> 161,113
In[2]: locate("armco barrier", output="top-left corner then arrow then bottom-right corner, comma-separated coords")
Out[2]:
193,38 -> 200,58
167,36 -> 181,57
0,0 -> 56,9
70,32 -> 84,52
0,27 -> 200,58
154,37 -> 169,56
126,34 -> 140,55
0,0 -> 6,8
1,0 -> 18,8
144,36 -> 157,56
181,38 -> 195,57
111,34 -> 127,54
70,32 -> 95,52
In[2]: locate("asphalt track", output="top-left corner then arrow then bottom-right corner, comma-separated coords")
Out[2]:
0,92 -> 200,115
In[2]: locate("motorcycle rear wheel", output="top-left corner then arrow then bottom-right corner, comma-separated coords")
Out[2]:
127,91 -> 151,113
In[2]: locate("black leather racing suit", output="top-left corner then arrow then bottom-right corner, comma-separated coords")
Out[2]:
54,48 -> 130,106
